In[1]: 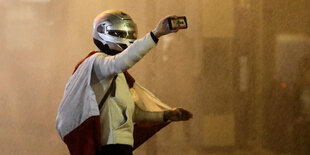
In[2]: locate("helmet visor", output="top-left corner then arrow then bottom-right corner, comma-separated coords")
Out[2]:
107,30 -> 137,40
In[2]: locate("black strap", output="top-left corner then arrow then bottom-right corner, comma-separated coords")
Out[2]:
98,75 -> 117,111
150,32 -> 159,43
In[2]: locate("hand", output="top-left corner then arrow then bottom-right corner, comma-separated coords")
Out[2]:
164,107 -> 193,122
152,16 -> 178,38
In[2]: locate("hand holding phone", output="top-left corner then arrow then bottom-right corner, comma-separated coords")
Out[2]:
168,16 -> 188,30
152,15 -> 188,38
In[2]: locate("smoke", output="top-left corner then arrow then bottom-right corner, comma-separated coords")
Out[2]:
0,0 -> 309,154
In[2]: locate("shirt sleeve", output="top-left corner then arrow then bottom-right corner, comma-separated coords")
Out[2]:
133,105 -> 164,122
93,33 -> 157,80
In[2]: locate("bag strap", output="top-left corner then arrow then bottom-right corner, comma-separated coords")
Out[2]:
98,75 -> 117,111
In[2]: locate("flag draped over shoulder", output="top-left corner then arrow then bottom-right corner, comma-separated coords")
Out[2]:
56,52 -> 170,155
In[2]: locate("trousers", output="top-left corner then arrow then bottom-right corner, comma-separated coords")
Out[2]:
96,144 -> 133,155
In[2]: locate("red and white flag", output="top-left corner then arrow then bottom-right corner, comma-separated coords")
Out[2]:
56,52 -> 171,155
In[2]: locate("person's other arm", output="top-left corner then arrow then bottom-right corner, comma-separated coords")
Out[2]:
132,83 -> 193,122
133,105 -> 193,122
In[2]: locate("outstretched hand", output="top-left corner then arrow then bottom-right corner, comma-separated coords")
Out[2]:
152,16 -> 178,38
164,107 -> 193,122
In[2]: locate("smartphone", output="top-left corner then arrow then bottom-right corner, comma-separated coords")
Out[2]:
168,16 -> 188,30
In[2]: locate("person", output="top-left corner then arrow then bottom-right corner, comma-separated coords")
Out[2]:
56,10 -> 193,155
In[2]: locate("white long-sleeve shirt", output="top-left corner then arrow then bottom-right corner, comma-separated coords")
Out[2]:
90,33 -> 165,146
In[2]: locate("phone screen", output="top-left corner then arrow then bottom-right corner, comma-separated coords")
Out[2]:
169,17 -> 188,30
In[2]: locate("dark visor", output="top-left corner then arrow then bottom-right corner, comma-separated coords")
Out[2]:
108,30 -> 137,39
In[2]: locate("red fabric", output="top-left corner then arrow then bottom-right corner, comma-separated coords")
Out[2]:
73,51 -> 97,74
133,122 -> 170,150
124,71 -> 135,88
63,116 -> 102,155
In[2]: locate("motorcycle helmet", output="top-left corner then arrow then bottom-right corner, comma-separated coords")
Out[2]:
93,10 -> 137,55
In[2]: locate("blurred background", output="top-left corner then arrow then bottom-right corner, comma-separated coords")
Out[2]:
0,0 -> 310,154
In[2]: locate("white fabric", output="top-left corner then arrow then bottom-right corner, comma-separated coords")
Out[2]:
56,33 -> 165,141
97,73 -> 172,146
56,53 -> 99,139
98,72 -> 136,146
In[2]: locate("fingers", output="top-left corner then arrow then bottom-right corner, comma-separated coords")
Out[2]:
163,15 -> 179,33
170,29 -> 179,33
175,107 -> 193,121
154,15 -> 182,38
175,108 -> 183,118
165,107 -> 193,122
166,15 -> 178,33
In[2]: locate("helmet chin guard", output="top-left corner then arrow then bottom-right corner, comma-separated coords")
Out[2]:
93,10 -> 137,54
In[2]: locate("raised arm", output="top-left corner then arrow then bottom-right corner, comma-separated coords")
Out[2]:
93,33 -> 156,79
93,15 -> 178,79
